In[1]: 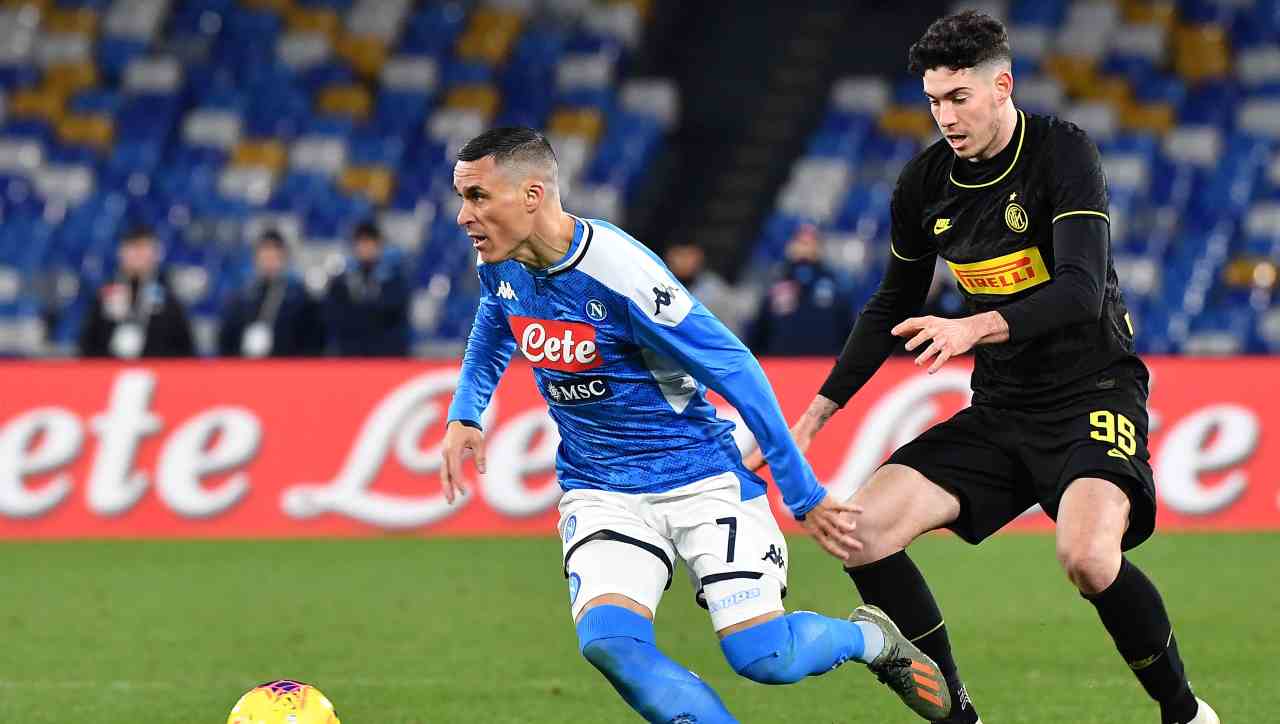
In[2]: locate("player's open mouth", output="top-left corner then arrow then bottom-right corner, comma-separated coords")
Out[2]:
469,234 -> 488,248
946,134 -> 966,146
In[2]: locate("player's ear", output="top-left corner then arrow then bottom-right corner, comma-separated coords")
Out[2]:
524,180 -> 545,213
993,66 -> 1013,104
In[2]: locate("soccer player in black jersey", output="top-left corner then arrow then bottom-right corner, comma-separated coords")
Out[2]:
747,12 -> 1219,724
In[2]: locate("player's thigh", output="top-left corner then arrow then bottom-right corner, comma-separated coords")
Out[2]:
1022,378 -> 1158,551
661,473 -> 788,634
845,463 -> 962,561
875,405 -> 1030,553
1055,477 -> 1130,567
559,489 -> 676,624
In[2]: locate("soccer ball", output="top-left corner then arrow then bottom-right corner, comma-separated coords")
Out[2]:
227,679 -> 341,724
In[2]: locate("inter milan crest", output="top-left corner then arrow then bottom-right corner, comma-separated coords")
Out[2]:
1004,192 -> 1029,233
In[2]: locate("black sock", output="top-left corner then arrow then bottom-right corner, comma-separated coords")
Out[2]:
847,551 -> 978,723
1085,557 -> 1198,724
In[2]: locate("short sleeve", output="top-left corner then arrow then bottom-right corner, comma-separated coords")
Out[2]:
889,157 -> 937,262
1049,125 -> 1110,224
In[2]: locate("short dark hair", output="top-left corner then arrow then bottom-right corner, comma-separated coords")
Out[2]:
122,225 -> 154,244
353,219 -> 381,241
457,126 -> 557,168
257,229 -> 287,250
907,11 -> 1011,76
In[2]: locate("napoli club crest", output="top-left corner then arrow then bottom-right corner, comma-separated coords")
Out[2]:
585,299 -> 607,321
568,573 -> 581,605
564,515 -> 577,541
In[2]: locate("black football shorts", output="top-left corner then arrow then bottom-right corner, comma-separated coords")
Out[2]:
885,361 -> 1157,550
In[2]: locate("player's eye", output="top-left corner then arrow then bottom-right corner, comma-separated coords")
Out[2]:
954,96 -> 968,104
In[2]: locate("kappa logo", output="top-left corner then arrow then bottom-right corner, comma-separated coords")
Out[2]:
933,218 -> 953,235
761,544 -> 785,569
652,285 -> 676,315
496,280 -> 518,301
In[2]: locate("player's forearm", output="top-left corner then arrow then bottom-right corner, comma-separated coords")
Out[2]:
818,255 -> 934,406
796,395 -> 840,436
967,310 -> 1010,346
718,362 -> 827,518
447,303 -> 515,425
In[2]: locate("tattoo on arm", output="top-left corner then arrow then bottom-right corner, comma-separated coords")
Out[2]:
804,395 -> 840,432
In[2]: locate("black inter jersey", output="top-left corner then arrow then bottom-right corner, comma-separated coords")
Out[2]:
821,110 -> 1143,409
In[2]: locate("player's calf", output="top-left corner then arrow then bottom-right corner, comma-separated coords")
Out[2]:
719,611 -> 884,685
577,604 -> 738,724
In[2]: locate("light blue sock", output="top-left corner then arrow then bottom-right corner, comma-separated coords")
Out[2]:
720,612 -> 878,685
577,605 -> 738,724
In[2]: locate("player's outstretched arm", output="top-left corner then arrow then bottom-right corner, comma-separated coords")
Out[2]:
442,275 -> 515,502
627,298 -> 832,516
744,245 -> 935,473
742,394 -> 838,471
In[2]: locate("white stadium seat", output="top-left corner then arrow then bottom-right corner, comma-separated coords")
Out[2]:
124,56 -> 183,94
35,32 -> 91,66
277,31 -> 332,70
290,136 -> 347,177
182,110 -> 243,150
1163,125 -> 1223,168
0,138 -> 44,175
1063,101 -> 1118,142
1237,99 -> 1280,139
218,166 -> 276,206
831,76 -> 890,116
557,52 -> 616,91
34,165 -> 95,206
381,56 -> 438,92
621,78 -> 680,128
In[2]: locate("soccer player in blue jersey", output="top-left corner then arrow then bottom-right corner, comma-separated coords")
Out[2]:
440,127 -> 954,723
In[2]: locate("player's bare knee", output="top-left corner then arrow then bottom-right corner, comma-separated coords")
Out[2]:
575,593 -> 653,625
1057,540 -> 1121,594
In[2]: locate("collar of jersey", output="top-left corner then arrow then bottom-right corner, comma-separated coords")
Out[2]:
948,108 -> 1026,190
531,215 -> 592,278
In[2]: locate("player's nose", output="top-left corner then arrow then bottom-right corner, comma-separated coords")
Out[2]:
456,202 -> 473,227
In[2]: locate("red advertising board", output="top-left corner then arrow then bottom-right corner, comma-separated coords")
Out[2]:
0,358 -> 1274,538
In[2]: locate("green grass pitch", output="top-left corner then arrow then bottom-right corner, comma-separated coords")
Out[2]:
1,532 -> 1273,723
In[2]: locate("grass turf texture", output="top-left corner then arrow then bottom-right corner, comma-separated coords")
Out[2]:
1,533 -> 1272,723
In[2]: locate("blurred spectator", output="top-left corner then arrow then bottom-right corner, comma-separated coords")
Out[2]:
664,242 -> 756,337
79,227 -> 196,358
218,230 -> 326,358
747,224 -> 855,356
324,220 -> 411,356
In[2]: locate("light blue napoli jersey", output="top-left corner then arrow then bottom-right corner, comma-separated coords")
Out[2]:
447,216 -> 827,518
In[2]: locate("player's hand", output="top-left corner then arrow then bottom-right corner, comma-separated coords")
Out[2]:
741,421 -> 815,472
799,495 -> 864,560
893,315 -> 982,374
440,421 -> 486,504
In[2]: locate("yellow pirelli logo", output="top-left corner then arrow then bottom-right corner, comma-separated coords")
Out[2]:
946,246 -> 1050,294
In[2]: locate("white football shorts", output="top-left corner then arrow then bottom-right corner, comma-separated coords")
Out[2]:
558,471 -> 789,632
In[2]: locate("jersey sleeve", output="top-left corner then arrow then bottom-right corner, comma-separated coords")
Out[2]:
888,157 -> 937,263
616,268 -> 827,519
818,157 -> 937,406
1048,125 -> 1110,223
446,268 -> 516,428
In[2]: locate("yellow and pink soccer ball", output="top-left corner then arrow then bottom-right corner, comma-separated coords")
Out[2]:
227,679 -> 340,724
